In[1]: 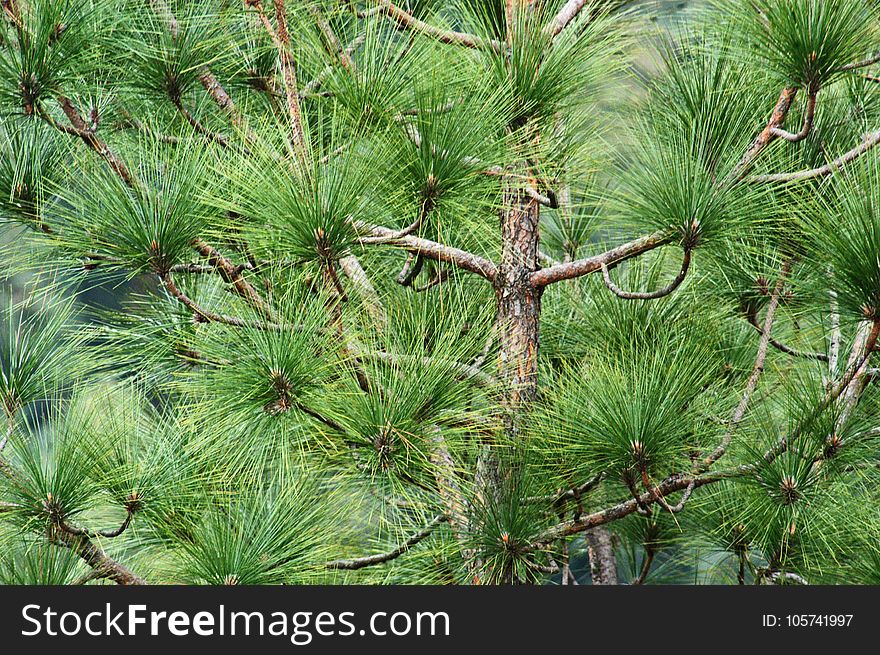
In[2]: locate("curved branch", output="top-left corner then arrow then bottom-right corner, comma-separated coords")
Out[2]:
191,239 -> 275,321
326,514 -> 449,570
600,248 -> 691,300
769,90 -> 817,143
746,309 -> 829,362
531,232 -> 669,288
733,87 -> 798,178
160,272 -> 279,330
749,130 -> 880,184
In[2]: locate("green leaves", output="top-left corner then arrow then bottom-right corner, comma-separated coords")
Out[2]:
799,158 -> 880,322
535,331 -> 720,481
49,135 -> 214,274
214,137 -> 364,270
0,119 -> 60,230
615,129 -> 771,250
1,410 -> 102,535
124,4 -> 224,103
722,0 -> 879,89
175,475 -> 339,585
0,284 -> 79,417
0,0 -> 98,114
466,1 -> 624,126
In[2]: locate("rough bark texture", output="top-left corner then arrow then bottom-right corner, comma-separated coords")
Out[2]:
585,526 -> 618,585
55,531 -> 146,585
495,177 -> 542,440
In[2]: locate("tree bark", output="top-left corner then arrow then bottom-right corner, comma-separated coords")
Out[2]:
495,176 -> 542,440
585,526 -> 618,585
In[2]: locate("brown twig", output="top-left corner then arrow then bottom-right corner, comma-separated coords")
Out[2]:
326,514 -> 449,570
374,1 -> 502,52
600,248 -> 691,300
702,261 -> 791,469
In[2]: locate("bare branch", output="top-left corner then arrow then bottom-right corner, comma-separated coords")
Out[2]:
531,232 -> 669,288
358,224 -> 498,282
43,97 -> 136,188
191,239 -> 275,321
250,1 -> 307,152
733,86 -> 798,178
749,130 -> 880,184
631,547 -> 655,585
746,307 -> 829,362
838,52 -> 880,72
53,530 -> 146,585
160,272 -> 279,330
339,255 -> 387,328
523,473 -> 605,505
373,1 -> 502,51
0,411 -> 12,452
308,3 -> 355,72
170,97 -> 239,151
326,514 -> 448,570
600,248 -> 691,300
702,261 -> 791,469
546,0 -> 594,37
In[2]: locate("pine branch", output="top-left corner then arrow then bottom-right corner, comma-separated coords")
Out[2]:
838,51 -> 880,72
160,272 -> 280,330
600,248 -> 691,300
746,307 -> 829,362
372,1 -> 502,52
325,514 -> 448,570
748,130 -> 880,184
358,224 -> 498,282
53,529 -> 146,585
301,34 -> 365,97
249,0 -> 307,153
43,97 -> 136,188
733,86 -> 798,178
546,0 -> 596,37
530,232 -> 669,287
150,0 -> 250,133
769,89 -> 817,143
191,239 -> 276,321
701,261 -> 791,469
338,255 -> 387,328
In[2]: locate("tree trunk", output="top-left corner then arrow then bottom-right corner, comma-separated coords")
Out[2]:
495,176 -> 542,440
586,526 -> 618,585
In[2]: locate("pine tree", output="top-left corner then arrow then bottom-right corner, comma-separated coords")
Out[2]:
1,0 -> 880,586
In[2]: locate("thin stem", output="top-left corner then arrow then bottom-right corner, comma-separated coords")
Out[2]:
600,248 -> 691,300
326,514 -> 448,570
358,223 -> 498,282
374,1 -> 502,51
746,308 -> 828,362
702,261 -> 791,469
769,90 -> 817,143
